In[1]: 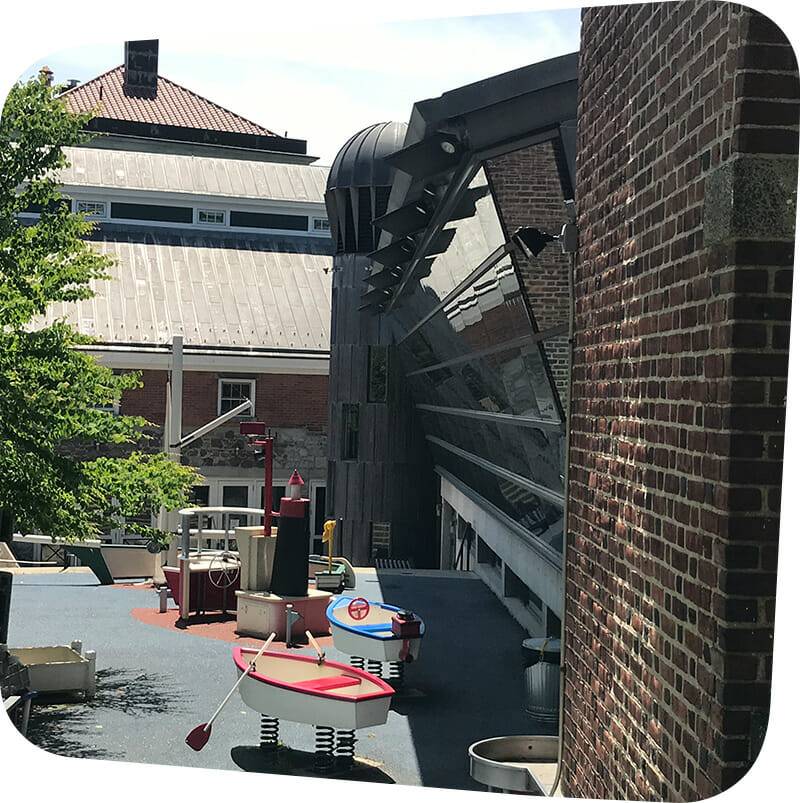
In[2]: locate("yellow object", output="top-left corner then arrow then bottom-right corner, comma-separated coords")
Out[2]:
322,519 -> 336,572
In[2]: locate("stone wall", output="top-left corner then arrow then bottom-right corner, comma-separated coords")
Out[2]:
564,3 -> 796,800
67,369 -> 329,480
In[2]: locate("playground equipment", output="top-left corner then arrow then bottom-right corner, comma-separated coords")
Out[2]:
232,631 -> 394,768
164,507 -> 265,621
314,519 -> 343,592
10,534 -> 162,585
233,466 -> 333,641
327,596 -> 425,688
186,632 -> 277,751
8,640 -> 96,699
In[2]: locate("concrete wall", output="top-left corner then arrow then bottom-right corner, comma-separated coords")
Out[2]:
440,474 -> 562,638
564,4 -> 796,799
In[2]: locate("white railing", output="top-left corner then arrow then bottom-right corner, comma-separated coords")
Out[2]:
177,506 -> 266,557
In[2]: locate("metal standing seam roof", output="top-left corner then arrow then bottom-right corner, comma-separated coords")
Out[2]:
42,230 -> 332,351
60,65 -> 279,137
59,147 -> 328,203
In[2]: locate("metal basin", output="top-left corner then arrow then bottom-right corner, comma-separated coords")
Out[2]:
468,735 -> 559,794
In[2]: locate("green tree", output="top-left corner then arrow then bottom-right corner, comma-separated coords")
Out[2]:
0,75 -> 199,544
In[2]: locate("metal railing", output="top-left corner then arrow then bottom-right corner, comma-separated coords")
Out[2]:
177,506 -> 266,559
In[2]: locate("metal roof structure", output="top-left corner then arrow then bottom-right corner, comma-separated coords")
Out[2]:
60,146 -> 328,204
42,229 -> 332,353
369,52 -> 579,313
326,122 -> 408,191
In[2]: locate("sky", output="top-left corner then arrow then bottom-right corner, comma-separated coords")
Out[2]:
17,9 -> 581,166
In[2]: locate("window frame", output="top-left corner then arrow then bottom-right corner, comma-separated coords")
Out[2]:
217,377 -> 256,418
311,217 -> 331,232
74,199 -> 108,220
367,344 -> 389,403
196,207 -> 227,226
341,403 -> 360,461
94,400 -> 120,415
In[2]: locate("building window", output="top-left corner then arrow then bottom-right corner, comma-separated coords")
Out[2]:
110,202 -> 193,224
229,210 -> 309,231
94,401 -> 119,415
341,403 -> 359,460
189,485 -> 210,507
370,522 -> 391,560
218,378 -> 255,416
367,345 -> 388,403
75,200 -> 107,219
197,208 -> 226,225
312,217 -> 330,232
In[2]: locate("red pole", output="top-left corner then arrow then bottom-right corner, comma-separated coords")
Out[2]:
263,433 -> 274,535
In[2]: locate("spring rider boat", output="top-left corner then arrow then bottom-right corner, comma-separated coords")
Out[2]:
327,596 -> 425,688
237,631 -> 394,768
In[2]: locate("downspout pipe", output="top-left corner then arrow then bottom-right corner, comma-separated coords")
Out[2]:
549,238 -> 577,797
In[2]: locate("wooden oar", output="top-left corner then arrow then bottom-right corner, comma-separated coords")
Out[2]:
185,632 -> 276,751
305,630 -> 326,665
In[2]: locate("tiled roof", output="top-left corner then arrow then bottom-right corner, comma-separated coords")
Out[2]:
61,65 -> 278,137
42,230 -> 332,352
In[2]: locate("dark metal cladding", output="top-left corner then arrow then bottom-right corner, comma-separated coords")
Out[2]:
324,121 -> 437,568
325,122 -> 408,255
326,121 -> 408,193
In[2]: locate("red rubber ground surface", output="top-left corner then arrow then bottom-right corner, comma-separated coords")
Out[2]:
130,606 -> 334,650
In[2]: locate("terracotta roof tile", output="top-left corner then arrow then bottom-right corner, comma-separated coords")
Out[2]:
61,65 -> 278,137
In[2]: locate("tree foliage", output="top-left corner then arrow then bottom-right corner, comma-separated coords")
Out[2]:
0,76 -> 200,542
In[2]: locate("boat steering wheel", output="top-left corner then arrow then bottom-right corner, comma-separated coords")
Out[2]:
347,597 -> 370,620
207,551 -> 241,589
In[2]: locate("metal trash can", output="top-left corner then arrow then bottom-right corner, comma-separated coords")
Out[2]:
522,637 -> 561,723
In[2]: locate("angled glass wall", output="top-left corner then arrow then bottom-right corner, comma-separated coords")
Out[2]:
385,142 -> 571,555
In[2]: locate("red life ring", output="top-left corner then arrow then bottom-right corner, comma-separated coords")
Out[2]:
347,597 -> 370,620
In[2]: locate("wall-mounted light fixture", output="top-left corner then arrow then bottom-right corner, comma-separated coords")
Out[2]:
512,226 -> 556,259
512,200 -> 579,259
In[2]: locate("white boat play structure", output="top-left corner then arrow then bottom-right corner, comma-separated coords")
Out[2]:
187,631 -> 394,769
327,596 -> 425,687
233,643 -> 394,730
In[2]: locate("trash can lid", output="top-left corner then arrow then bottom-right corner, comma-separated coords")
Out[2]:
522,637 -> 561,656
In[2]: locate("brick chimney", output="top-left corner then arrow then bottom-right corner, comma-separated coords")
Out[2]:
38,65 -> 54,86
123,39 -> 158,98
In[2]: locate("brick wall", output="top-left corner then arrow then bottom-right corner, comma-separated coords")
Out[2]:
486,140 -> 573,409
121,370 -> 328,431
564,3 -> 796,800
73,368 -> 330,475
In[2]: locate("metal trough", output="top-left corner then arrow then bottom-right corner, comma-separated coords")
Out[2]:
468,735 -> 559,795
9,640 -> 96,699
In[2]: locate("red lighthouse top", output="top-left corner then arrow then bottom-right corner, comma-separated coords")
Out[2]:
280,469 -> 307,516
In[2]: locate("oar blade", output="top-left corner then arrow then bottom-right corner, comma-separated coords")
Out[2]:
186,723 -> 211,751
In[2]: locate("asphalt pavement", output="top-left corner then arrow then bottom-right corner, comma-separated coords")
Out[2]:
5,567 -> 553,789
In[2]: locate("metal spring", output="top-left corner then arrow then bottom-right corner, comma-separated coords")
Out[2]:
314,725 -> 336,772
366,659 -> 383,678
259,715 -> 279,750
335,729 -> 357,764
387,660 -> 405,688
349,655 -> 365,670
